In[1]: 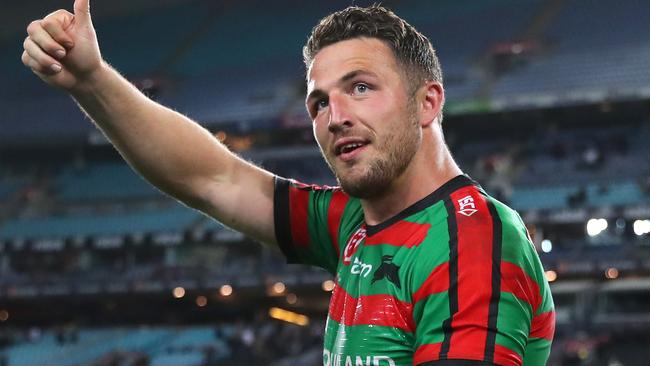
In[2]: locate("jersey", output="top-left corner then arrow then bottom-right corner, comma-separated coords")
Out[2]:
274,175 -> 555,366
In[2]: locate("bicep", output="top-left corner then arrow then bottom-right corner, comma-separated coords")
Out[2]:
198,157 -> 278,246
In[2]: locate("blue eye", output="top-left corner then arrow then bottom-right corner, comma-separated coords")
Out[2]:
353,83 -> 369,94
317,99 -> 329,110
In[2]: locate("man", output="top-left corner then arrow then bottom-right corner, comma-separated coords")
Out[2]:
22,1 -> 554,365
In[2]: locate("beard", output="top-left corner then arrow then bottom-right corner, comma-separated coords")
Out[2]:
324,102 -> 421,199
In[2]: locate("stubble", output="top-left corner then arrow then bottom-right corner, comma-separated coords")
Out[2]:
329,101 -> 421,199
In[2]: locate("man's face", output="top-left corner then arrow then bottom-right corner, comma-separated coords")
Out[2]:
306,37 -> 421,198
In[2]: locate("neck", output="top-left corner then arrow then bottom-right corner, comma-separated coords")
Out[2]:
361,125 -> 462,226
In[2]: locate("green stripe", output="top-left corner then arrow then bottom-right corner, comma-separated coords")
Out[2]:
493,200 -> 550,289
492,199 -> 555,316
409,202 -> 451,297
495,291 -> 530,358
523,338 -> 552,366
412,292 -> 450,346
537,282 -> 555,315
337,196 -> 363,258
302,189 -> 337,273
337,248 -> 441,300
324,317 -> 415,364
493,203 -> 537,277
335,202 -> 449,300
337,244 -> 407,297
308,189 -> 334,245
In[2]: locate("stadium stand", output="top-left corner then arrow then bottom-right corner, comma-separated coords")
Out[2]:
56,163 -> 162,201
0,204 -> 198,239
2,1 -> 650,365
491,0 -> 650,106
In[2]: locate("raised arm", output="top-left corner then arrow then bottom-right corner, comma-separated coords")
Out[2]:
21,0 -> 277,245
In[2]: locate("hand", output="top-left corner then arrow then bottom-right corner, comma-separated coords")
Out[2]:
21,0 -> 103,91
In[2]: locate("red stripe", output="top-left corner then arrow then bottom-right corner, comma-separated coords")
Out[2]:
365,220 -> 430,247
447,188 -> 494,360
530,311 -> 555,341
415,344 -> 521,366
328,284 -> 415,332
412,262 -> 449,303
501,261 -> 542,313
414,343 -> 442,365
326,190 -> 349,258
493,344 -> 523,366
289,185 -> 310,247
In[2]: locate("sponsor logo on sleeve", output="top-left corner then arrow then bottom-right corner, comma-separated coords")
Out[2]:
457,195 -> 478,217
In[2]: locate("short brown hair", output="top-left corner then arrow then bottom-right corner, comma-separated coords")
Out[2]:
303,5 -> 443,94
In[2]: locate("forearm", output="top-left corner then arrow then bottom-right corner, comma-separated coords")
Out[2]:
23,4 -> 277,245
70,63 -> 236,206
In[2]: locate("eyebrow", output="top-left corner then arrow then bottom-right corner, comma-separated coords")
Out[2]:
305,69 -> 379,105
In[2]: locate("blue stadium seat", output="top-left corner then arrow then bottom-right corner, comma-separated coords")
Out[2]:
56,163 -> 161,201
0,204 -> 199,239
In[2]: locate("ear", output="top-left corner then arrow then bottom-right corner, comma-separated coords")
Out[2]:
417,81 -> 444,127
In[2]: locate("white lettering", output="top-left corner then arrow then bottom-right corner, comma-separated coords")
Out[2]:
324,349 -> 331,366
356,355 -> 372,366
323,350 -> 394,366
351,257 -> 373,278
373,355 -> 396,366
457,195 -> 478,216
345,355 -> 353,366
458,195 -> 475,210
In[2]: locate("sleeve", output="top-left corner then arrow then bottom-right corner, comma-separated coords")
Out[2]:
411,191 -> 553,366
273,176 -> 353,274
490,209 -> 554,366
517,215 -> 555,366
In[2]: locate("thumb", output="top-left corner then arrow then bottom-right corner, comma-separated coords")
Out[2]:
73,0 -> 92,24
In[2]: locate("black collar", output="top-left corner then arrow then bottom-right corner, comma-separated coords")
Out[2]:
365,175 -> 480,236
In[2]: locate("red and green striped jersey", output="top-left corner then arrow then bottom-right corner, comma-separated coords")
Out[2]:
274,175 -> 555,366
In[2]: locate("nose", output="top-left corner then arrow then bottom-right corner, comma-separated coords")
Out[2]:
327,92 -> 352,133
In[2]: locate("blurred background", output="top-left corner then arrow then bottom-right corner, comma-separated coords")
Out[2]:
1,0 -> 650,365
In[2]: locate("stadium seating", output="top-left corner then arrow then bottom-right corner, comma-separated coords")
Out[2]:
6,0 -> 650,141
492,0 -> 650,102
162,70 -> 297,123
5,329 -> 139,366
3,2 -> 650,365
94,4 -> 209,77
491,45 -> 650,99
1,0 -> 557,142
150,353 -> 204,366
546,0 -> 650,52
0,204 -> 199,239
3,327 -> 226,366
0,178 -> 26,201
509,185 -> 578,210
56,163 -> 161,201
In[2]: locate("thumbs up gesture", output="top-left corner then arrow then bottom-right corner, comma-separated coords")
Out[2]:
21,0 -> 103,91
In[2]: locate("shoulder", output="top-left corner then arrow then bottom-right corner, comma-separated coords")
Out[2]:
487,196 -> 553,308
275,176 -> 360,210
486,196 -> 539,264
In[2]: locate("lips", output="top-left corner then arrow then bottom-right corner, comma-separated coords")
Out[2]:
334,138 -> 370,156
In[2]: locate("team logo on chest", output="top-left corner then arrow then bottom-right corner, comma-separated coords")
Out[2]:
343,227 -> 366,265
372,255 -> 401,289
